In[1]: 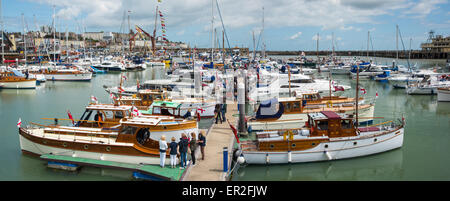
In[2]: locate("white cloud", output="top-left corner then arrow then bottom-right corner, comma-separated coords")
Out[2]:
401,0 -> 447,19
30,0 -> 420,31
289,32 -> 302,40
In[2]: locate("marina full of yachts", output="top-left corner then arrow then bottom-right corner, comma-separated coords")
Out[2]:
3,49 -> 449,173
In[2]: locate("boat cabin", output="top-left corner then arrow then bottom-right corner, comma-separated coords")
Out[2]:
0,71 -> 32,81
306,111 -> 356,138
76,104 -> 132,128
117,89 -> 166,108
141,101 -> 183,117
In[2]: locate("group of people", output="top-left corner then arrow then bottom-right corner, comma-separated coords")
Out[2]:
214,103 -> 227,124
158,131 -> 207,169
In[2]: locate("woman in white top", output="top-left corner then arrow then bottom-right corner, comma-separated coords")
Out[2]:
159,135 -> 168,168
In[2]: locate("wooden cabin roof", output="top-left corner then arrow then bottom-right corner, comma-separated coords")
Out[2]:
321,111 -> 341,119
309,111 -> 346,120
86,104 -> 132,111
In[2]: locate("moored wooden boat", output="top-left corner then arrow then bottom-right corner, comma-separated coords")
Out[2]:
0,71 -> 36,89
43,68 -> 92,81
239,111 -> 404,164
18,107 -> 198,165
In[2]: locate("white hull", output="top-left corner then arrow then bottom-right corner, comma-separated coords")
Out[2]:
249,105 -> 375,131
330,67 -> 350,75
406,86 -> 437,95
44,73 -> 92,81
437,88 -> 450,101
0,80 -> 36,89
242,128 -> 404,164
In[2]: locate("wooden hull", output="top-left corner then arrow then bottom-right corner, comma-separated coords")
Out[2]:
18,124 -> 197,165
0,79 -> 36,89
241,128 -> 404,164
437,88 -> 450,102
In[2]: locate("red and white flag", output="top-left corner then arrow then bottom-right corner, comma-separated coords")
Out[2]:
90,95 -> 98,103
132,106 -> 142,117
122,75 -> 127,81
110,93 -> 116,100
227,120 -> 240,144
17,118 -> 22,128
360,87 -> 367,95
118,87 -> 125,93
67,110 -> 74,125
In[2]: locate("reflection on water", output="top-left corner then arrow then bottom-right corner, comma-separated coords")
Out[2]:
234,149 -> 403,181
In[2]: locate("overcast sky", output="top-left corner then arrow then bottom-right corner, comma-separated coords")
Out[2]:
2,0 -> 450,51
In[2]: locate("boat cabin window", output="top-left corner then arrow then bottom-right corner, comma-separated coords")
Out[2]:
103,111 -> 114,120
161,108 -> 172,116
115,111 -> 124,119
120,126 -> 137,135
154,94 -> 162,100
292,102 -> 301,110
153,107 -> 161,114
341,119 -> 352,129
317,121 -> 328,130
285,103 -> 291,111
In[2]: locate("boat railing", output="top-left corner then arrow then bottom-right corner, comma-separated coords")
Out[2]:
29,118 -> 120,144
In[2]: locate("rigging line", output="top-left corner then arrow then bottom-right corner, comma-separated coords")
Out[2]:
215,0 -> 232,58
397,27 -> 411,69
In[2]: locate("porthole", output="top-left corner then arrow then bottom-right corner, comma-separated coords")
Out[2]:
270,144 -> 274,149
63,142 -> 68,147
84,144 -> 89,150
353,142 -> 357,146
312,143 -> 316,146
163,126 -> 167,129
106,146 -> 111,152
324,144 -> 329,148
374,138 -> 377,142
291,143 -> 296,148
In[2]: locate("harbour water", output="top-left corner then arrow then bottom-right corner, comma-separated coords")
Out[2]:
1,57 -> 449,181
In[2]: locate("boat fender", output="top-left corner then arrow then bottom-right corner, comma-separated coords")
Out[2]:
288,151 -> 292,163
266,153 -> 270,164
325,151 -> 332,160
237,155 -> 246,165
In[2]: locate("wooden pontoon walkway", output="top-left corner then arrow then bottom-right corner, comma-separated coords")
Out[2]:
182,103 -> 237,181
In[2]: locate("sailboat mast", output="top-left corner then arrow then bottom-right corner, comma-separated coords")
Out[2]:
367,31 -> 370,61
53,5 -> 56,65
1,0 -> 4,64
153,6 -> 158,55
22,13 -> 27,66
262,6 -> 265,60
396,25 -> 398,61
355,64 -> 360,128
317,33 -> 320,73
211,0 -> 214,63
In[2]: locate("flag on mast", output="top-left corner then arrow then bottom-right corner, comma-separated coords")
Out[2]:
90,95 -> 98,103
17,118 -> 22,128
67,110 -> 74,125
